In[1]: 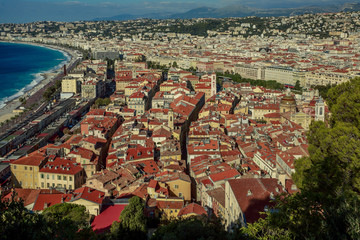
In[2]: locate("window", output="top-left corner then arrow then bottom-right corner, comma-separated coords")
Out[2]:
47,183 -> 50,188
69,185 -> 72,189
24,166 -> 27,170
179,193 -> 183,197
41,182 -> 44,188
41,174 -> 44,179
63,176 -> 67,181
58,175 -> 61,180
13,165 -> 16,169
69,176 -> 73,181
174,185 -> 179,189
52,175 -> 55,180
47,174 -> 49,179
30,167 -> 32,171
64,184 -> 66,189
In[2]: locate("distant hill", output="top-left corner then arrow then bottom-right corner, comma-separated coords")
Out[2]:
92,12 -> 172,21
93,14 -> 137,21
93,2 -> 360,21
169,7 -> 218,19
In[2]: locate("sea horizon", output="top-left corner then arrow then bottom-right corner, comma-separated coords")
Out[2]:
0,42 -> 70,108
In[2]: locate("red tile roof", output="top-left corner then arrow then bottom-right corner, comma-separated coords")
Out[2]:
156,199 -> 184,209
228,178 -> 284,223
148,179 -> 158,189
11,152 -> 46,166
177,203 -> 207,217
209,169 -> 240,183
72,186 -> 105,205
2,189 -> 61,206
33,193 -> 72,211
39,157 -> 83,175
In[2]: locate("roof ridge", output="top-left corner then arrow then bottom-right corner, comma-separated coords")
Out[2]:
256,178 -> 267,192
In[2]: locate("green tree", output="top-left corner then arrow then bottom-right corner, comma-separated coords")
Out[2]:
236,212 -> 292,240
95,98 -> 111,108
172,61 -> 178,68
19,97 -> 27,105
313,84 -> 335,99
216,72 -> 284,90
237,192 -> 360,240
119,196 -> 146,232
327,77 -> 360,129
151,216 -> 228,240
293,78 -> 360,196
43,203 -> 91,239
294,80 -> 301,91
0,193 -> 50,240
110,196 -> 147,240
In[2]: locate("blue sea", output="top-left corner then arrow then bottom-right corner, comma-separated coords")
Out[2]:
0,42 -> 70,108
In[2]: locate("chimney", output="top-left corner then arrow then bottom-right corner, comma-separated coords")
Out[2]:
44,202 -> 48,209
64,65 -> 67,76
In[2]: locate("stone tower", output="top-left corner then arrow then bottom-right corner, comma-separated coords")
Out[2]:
315,97 -> 325,122
168,109 -> 174,130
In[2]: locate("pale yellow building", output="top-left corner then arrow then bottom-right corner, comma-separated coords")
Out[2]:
71,187 -> 105,216
62,76 -> 81,94
288,111 -> 312,130
10,152 -> 48,189
156,173 -> 191,201
38,157 -> 85,190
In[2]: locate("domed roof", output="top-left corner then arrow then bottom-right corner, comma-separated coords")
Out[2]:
280,94 -> 296,105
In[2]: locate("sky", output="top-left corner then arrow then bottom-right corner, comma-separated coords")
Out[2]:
0,0 -> 352,23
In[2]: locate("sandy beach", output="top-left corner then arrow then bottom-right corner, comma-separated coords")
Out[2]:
0,41 -> 80,124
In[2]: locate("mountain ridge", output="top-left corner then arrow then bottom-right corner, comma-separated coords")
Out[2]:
92,2 -> 360,21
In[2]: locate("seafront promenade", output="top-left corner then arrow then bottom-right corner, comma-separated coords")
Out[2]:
0,42 -> 79,125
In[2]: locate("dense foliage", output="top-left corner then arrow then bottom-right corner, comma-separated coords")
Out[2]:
156,20 -> 224,37
152,216 -> 228,240
313,83 -> 335,99
94,97 -> 111,108
109,196 -> 148,240
216,72 -> 284,90
0,197 -> 94,240
43,79 -> 62,101
147,61 -> 169,71
0,194 -> 50,240
42,203 -> 91,239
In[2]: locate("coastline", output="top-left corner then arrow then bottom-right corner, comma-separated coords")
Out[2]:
0,40 -> 80,123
